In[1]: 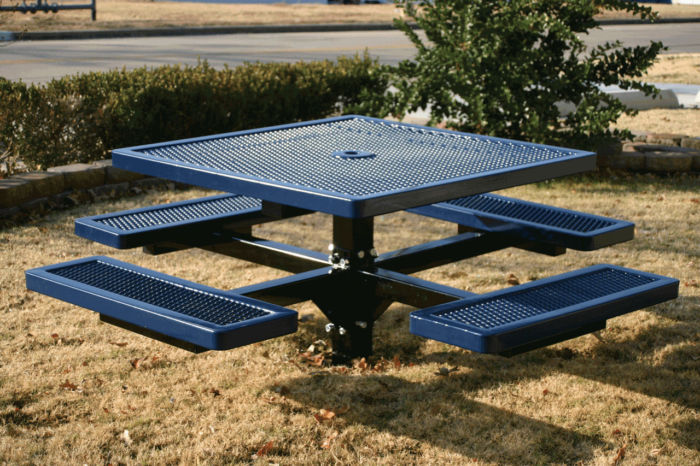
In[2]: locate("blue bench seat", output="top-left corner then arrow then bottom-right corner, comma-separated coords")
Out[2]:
409,193 -> 634,251
410,264 -> 678,356
75,194 -> 264,249
25,256 -> 297,352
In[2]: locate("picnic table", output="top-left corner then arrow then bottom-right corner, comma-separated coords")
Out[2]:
26,116 -> 679,363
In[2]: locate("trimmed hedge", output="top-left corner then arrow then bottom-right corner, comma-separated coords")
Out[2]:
0,54 -> 388,171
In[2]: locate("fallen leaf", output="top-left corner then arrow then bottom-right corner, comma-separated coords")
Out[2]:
690,198 -> 699,204
372,359 -> 388,372
252,440 -> 274,459
392,355 -> 401,369
612,429 -> 622,436
355,357 -> 369,370
50,333 -> 59,339
81,361 -> 89,367
506,273 -> 520,285
300,352 -> 324,367
314,408 -> 336,423
109,341 -> 127,347
208,388 -> 221,397
612,445 -> 626,465
542,389 -> 549,395
130,358 -> 141,369
103,407 -> 109,414
684,280 -> 698,288
59,380 -> 78,391
321,430 -> 339,449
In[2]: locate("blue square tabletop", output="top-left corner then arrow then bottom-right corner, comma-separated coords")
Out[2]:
112,115 -> 595,218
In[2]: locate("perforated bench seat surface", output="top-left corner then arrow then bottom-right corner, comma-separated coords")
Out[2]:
75,194 -> 262,249
410,265 -> 678,355
25,256 -> 297,351
409,193 -> 634,250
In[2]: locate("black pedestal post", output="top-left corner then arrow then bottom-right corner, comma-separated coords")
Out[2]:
312,216 -> 391,363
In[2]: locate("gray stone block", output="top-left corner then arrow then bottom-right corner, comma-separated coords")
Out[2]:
91,159 -> 112,170
645,152 -> 693,172
681,137 -> 700,151
646,133 -> 687,146
48,163 -> 106,190
611,151 -> 646,171
15,171 -> 65,198
594,139 -> 622,168
0,178 -> 33,208
93,158 -> 146,183
106,165 -> 146,183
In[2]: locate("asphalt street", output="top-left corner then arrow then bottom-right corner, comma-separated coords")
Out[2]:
1,23 -> 698,83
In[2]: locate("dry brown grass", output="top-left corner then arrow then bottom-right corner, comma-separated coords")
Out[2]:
1,172 -> 698,464
614,109 -> 700,138
645,54 -> 700,85
1,1 -> 699,32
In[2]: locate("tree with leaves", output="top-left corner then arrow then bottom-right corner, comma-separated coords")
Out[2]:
390,0 -> 664,147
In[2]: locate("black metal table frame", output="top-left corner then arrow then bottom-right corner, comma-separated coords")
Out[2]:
142,199 -> 560,362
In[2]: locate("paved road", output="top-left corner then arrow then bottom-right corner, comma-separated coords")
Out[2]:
1,23 -> 698,83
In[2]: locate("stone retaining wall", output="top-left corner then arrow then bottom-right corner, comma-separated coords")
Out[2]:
598,133 -> 700,172
0,159 -> 186,223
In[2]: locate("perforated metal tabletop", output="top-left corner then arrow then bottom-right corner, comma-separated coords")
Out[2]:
113,115 -> 595,218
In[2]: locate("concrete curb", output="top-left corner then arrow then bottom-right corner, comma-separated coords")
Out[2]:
8,22 -> 400,42
6,16 -> 700,41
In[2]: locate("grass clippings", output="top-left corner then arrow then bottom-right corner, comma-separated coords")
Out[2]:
1,1 -> 699,32
1,173 -> 698,464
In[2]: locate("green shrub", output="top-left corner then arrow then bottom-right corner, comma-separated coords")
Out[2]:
0,54 -> 388,171
391,0 -> 664,148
